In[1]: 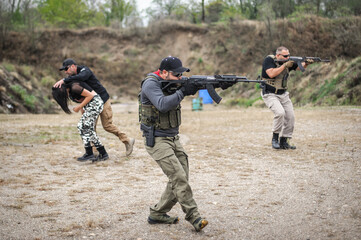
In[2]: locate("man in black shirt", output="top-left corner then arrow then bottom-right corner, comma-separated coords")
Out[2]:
261,46 -> 313,149
54,58 -> 135,156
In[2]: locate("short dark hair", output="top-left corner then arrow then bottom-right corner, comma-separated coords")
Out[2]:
52,85 -> 71,114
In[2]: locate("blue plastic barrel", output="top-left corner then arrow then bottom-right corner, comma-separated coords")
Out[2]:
199,89 -> 213,104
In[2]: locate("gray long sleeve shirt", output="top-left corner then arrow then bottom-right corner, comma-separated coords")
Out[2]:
140,73 -> 184,137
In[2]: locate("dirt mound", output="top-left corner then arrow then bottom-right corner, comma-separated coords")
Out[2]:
0,63 -> 55,113
0,16 -> 360,113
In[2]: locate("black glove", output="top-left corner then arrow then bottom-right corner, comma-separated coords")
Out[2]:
180,82 -> 198,96
219,82 -> 235,90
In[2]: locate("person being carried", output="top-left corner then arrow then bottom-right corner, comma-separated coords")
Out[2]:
261,46 -> 314,149
139,56 -> 208,232
52,81 -> 109,162
54,59 -> 135,157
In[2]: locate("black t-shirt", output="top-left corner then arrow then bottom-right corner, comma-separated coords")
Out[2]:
63,65 -> 109,103
262,56 -> 297,79
67,82 -> 93,103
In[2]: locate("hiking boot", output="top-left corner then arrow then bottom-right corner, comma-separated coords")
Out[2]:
272,132 -> 280,149
93,146 -> 109,162
77,147 -> 96,161
93,153 -> 109,162
192,217 -> 208,232
77,153 -> 96,162
147,214 -> 179,224
280,137 -> 296,150
125,138 -> 135,156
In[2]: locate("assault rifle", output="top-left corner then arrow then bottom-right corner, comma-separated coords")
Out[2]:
275,56 -> 330,72
161,75 -> 266,104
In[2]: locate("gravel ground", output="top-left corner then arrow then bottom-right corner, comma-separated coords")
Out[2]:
0,102 -> 360,240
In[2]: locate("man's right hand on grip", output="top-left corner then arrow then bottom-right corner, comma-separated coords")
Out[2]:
180,82 -> 198,96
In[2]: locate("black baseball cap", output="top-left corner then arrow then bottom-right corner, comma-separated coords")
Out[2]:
159,56 -> 190,73
59,58 -> 76,71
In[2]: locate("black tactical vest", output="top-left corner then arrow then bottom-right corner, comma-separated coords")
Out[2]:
139,75 -> 181,129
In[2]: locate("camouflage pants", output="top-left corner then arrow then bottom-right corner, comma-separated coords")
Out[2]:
77,95 -> 104,148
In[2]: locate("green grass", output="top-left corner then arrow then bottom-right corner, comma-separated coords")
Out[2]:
3,126 -> 79,145
2,61 -> 16,72
10,84 -> 37,110
226,96 -> 262,107
41,76 -> 55,88
19,65 -> 33,78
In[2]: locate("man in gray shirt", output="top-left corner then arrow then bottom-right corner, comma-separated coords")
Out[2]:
139,56 -> 208,232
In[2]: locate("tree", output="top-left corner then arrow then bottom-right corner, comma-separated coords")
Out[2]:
184,0 -> 202,24
104,0 -> 137,28
38,0 -> 93,28
206,0 -> 224,23
0,0 -> 38,50
147,0 -> 182,20
271,0 -> 295,18
201,0 -> 205,22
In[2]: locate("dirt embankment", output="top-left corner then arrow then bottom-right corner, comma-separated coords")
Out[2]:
0,16 -> 360,113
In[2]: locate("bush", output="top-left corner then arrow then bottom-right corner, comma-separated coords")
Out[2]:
2,61 -> 16,72
40,76 -> 55,88
10,84 -> 37,110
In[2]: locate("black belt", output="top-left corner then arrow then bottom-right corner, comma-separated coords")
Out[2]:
262,86 -> 286,95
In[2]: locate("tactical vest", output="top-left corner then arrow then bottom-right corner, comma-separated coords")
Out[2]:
264,55 -> 290,93
139,75 -> 181,129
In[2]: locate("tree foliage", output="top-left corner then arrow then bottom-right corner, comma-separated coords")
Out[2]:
38,0 -> 95,28
103,0 -> 137,28
0,0 -> 360,33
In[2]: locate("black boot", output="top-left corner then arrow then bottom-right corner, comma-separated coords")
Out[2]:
77,146 -> 96,161
95,146 -> 109,162
272,133 -> 280,149
280,137 -> 296,150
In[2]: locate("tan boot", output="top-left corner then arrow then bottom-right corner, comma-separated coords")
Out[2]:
125,138 -> 135,156
192,217 -> 208,232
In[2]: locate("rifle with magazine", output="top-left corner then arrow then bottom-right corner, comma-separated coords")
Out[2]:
161,75 -> 265,104
275,56 -> 330,72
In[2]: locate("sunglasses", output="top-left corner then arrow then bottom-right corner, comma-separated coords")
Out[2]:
170,72 -> 182,77
64,65 -> 71,71
281,54 -> 290,58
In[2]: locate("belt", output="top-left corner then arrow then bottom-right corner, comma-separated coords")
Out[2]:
262,87 -> 286,95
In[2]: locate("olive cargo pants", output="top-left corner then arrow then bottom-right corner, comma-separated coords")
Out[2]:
145,135 -> 201,224
96,100 -> 130,144
262,91 -> 295,138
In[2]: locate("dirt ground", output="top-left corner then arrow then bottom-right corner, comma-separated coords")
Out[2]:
0,101 -> 360,240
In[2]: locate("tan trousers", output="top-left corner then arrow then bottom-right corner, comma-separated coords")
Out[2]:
96,100 -> 130,144
145,135 -> 201,224
262,91 -> 295,138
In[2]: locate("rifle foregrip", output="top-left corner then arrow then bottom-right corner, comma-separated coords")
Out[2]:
206,84 -> 222,104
